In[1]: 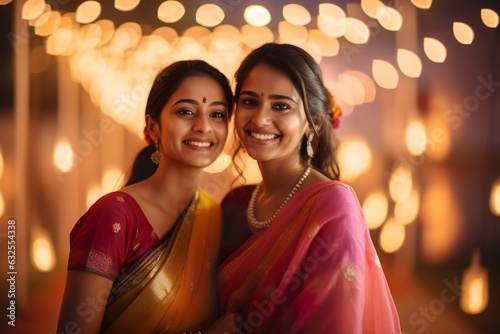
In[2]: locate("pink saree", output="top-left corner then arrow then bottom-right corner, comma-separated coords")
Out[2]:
218,181 -> 401,333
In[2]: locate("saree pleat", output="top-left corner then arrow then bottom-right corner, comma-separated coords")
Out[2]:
102,189 -> 220,333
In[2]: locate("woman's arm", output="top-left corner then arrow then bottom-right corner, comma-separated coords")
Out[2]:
57,270 -> 113,334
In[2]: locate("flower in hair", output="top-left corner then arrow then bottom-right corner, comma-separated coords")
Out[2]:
329,95 -> 342,129
143,126 -> 153,144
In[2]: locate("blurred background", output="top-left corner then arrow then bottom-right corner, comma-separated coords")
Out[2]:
0,0 -> 499,333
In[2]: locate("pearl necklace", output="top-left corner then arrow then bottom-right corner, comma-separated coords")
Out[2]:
247,167 -> 311,230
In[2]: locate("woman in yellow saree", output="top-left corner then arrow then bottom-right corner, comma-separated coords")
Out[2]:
57,60 -> 239,333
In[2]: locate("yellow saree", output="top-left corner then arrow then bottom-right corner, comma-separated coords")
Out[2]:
101,189 -> 221,333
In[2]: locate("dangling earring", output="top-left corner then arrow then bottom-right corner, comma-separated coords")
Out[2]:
306,134 -> 314,158
151,140 -> 163,164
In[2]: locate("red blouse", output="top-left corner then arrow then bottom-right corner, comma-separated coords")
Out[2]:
68,191 -> 159,281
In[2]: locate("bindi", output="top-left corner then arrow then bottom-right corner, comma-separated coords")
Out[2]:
202,97 -> 206,103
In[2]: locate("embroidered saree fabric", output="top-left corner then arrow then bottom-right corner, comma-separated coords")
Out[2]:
68,189 -> 221,333
69,192 -> 159,280
218,181 -> 401,333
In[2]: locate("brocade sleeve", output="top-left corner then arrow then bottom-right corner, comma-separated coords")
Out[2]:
68,192 -> 158,281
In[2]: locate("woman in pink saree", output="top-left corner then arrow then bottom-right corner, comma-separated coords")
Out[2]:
218,43 -> 401,333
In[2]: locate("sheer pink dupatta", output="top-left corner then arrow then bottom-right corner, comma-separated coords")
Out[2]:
218,181 -> 401,334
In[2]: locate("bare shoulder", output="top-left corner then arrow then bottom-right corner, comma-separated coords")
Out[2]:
119,181 -> 154,208
303,168 -> 332,187
302,169 -> 357,202
120,182 -> 143,199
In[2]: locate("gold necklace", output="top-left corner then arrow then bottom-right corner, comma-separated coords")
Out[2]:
247,167 -> 311,230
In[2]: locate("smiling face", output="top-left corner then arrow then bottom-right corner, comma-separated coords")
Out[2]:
149,75 -> 229,168
235,63 -> 309,164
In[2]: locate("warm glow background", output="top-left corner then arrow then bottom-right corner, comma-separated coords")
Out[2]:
0,0 -> 499,333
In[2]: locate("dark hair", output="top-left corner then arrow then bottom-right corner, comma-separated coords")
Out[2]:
123,60 -> 233,186
233,43 -> 340,180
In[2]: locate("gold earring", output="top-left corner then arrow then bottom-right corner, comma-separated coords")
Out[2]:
306,134 -> 314,158
151,140 -> 163,164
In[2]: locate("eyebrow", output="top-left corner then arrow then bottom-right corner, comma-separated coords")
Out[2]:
172,98 -> 228,109
240,90 -> 297,103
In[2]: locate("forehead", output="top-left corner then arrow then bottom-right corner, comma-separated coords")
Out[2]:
171,75 -> 224,99
242,64 -> 299,96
